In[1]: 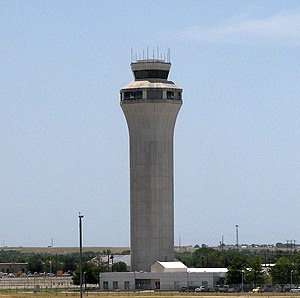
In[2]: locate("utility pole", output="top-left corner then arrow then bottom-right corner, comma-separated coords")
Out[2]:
79,212 -> 84,298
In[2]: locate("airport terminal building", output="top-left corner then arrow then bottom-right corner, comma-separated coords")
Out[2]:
99,261 -> 227,291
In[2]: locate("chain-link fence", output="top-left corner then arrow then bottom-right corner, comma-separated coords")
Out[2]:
0,276 -> 75,292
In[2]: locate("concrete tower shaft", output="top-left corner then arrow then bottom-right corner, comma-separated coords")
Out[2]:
120,59 -> 182,272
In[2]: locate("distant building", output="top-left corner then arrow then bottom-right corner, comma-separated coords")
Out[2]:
99,261 -> 227,291
0,263 -> 28,274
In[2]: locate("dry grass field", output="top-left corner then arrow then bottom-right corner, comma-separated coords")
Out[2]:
0,247 -> 129,255
1,293 -> 300,298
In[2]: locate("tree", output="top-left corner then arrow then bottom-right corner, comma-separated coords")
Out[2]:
225,256 -> 246,285
73,262 -> 108,286
112,261 -> 127,272
244,256 -> 266,286
191,248 -> 224,267
270,257 -> 293,284
175,251 -> 193,267
223,250 -> 247,268
291,253 -> 300,284
28,254 -> 43,273
63,254 -> 78,272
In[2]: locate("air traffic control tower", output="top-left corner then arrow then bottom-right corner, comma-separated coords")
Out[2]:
120,57 -> 183,272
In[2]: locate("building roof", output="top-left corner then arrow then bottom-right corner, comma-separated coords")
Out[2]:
188,268 -> 228,273
151,261 -> 188,273
151,261 -> 228,274
156,261 -> 187,269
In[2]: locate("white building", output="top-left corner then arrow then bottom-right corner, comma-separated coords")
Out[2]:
99,261 -> 227,291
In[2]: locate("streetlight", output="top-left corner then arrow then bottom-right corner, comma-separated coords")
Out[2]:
110,254 -> 114,272
238,270 -> 244,292
79,212 -> 84,298
49,260 -> 53,288
83,271 -> 86,293
99,273 -> 101,290
186,271 -> 190,290
291,270 -> 294,289
106,250 -> 111,269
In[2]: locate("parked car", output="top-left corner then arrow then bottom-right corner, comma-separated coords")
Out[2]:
179,286 -> 188,292
217,285 -> 229,292
252,287 -> 263,293
179,286 -> 197,292
290,287 -> 300,293
195,286 -> 208,292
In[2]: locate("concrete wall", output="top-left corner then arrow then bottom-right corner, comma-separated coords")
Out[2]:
121,99 -> 182,272
120,59 -> 183,272
99,271 -> 224,291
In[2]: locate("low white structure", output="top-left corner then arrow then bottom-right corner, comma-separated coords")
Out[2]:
99,261 -> 227,291
151,261 -> 187,273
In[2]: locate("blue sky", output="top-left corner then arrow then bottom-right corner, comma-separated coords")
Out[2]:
1,0 -> 300,248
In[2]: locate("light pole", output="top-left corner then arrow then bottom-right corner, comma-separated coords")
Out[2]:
110,254 -> 114,272
79,212 -> 84,298
83,271 -> 86,293
238,270 -> 244,292
99,273 -> 101,291
186,271 -> 190,290
49,260 -> 52,288
106,250 -> 111,269
291,270 -> 294,289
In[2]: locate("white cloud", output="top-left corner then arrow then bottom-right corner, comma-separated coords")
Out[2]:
180,10 -> 300,45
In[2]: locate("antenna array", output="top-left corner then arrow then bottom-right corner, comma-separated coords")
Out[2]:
131,47 -> 171,63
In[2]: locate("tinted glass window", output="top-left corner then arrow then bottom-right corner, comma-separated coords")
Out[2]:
147,90 -> 163,99
167,91 -> 174,99
134,70 -> 168,79
124,91 -> 142,100
103,281 -> 108,290
113,281 -> 118,289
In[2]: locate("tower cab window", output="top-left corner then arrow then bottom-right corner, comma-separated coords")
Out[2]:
124,91 -> 142,100
134,70 -> 168,80
167,91 -> 174,99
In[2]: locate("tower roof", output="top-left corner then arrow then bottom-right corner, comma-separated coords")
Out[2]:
131,59 -> 171,80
